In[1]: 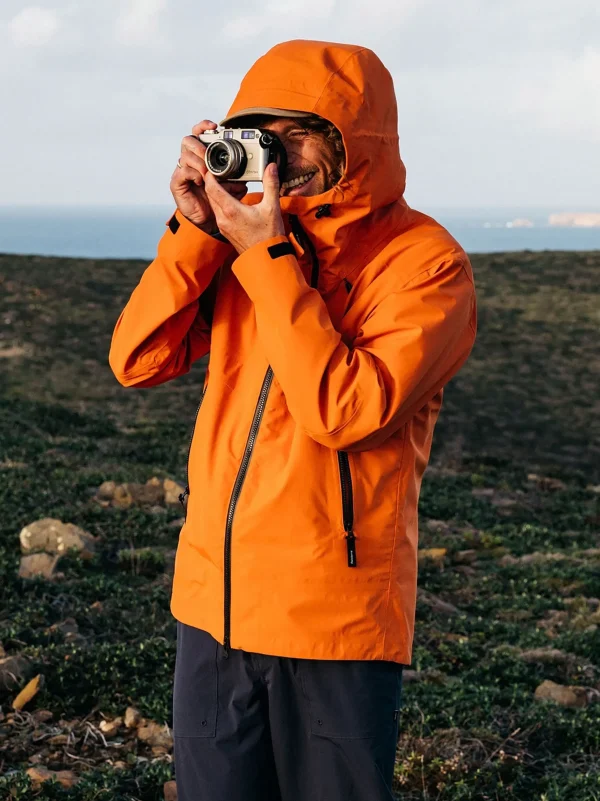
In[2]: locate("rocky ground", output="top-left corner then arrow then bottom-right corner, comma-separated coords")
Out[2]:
0,248 -> 598,799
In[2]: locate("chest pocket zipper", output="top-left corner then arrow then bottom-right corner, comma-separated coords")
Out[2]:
337,451 -> 357,567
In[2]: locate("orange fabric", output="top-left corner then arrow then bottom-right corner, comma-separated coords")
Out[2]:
109,40 -> 477,663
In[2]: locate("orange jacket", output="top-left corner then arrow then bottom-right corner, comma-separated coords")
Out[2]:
109,40 -> 477,664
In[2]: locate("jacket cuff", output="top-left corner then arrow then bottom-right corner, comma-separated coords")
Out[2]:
159,208 -> 233,269
231,235 -> 302,302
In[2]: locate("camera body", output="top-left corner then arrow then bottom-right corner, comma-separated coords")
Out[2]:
198,128 -> 287,183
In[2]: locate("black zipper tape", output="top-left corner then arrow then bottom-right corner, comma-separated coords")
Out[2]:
337,450 -> 357,567
223,367 -> 274,657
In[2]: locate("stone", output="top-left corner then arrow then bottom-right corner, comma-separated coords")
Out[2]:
124,706 -> 142,729
19,553 -> 61,579
417,588 -> 460,616
97,481 -> 117,499
99,716 -> 123,738
112,485 -> 134,509
19,519 -> 96,558
128,482 -> 165,506
520,648 -> 571,665
26,766 -> 79,788
164,478 -> 186,507
454,549 -> 478,564
418,548 -> 447,566
534,679 -> 590,708
137,720 -> 173,749
0,654 -> 32,693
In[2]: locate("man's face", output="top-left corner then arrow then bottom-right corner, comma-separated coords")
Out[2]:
259,118 -> 342,199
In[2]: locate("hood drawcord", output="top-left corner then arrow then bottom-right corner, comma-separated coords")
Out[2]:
289,214 -> 320,290
315,204 -> 332,219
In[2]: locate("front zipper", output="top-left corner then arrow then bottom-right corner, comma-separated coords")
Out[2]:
221,216 -> 317,657
223,366 -> 274,657
337,451 -> 357,567
178,382 -> 208,518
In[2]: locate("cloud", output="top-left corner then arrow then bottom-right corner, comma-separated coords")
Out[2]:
223,0 -> 336,41
9,6 -> 60,47
513,47 -> 600,140
115,0 -> 168,45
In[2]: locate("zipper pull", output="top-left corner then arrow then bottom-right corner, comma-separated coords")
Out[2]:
346,530 -> 357,567
178,486 -> 189,507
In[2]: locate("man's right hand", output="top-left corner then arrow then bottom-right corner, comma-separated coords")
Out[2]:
170,119 -> 249,234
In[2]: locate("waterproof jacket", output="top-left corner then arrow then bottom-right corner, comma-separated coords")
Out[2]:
109,40 -> 477,664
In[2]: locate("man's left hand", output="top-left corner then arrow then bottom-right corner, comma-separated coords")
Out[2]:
203,162 -> 285,255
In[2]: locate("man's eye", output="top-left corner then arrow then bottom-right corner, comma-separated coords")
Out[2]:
288,130 -> 308,139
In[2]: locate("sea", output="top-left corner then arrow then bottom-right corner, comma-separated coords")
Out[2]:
0,205 -> 599,260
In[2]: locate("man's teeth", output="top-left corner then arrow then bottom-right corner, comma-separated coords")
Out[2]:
280,172 -> 315,191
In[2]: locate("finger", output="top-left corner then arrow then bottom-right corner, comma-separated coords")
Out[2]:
261,162 -> 280,207
222,181 -> 248,199
178,146 -> 208,177
203,170 -> 236,212
191,120 -> 218,136
174,162 -> 205,187
181,134 -> 208,163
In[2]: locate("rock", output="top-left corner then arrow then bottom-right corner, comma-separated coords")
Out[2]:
424,519 -> 452,534
164,478 -> 186,507
45,617 -> 85,645
520,648 -> 571,665
124,706 -> 142,729
32,709 -> 53,723
418,548 -> 447,566
97,481 -> 117,499
454,549 -> 478,564
164,780 -> 178,801
19,519 -> 96,558
137,720 -> 173,749
19,553 -> 61,579
526,473 -> 567,491
417,588 -> 460,616
0,654 -> 33,693
128,482 -> 165,506
99,716 -> 123,738
112,484 -> 134,509
400,668 -> 447,685
534,679 -> 591,708
26,766 -> 79,789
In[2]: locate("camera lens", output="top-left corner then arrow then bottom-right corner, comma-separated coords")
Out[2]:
205,139 -> 247,179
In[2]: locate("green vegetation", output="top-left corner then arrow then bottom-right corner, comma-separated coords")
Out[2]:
0,248 -> 598,799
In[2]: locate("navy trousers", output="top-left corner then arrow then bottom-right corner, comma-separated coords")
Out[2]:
172,621 -> 404,801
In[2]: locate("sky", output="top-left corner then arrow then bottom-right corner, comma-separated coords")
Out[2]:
1,0 -> 599,209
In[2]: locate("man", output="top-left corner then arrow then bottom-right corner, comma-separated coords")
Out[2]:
109,40 -> 477,801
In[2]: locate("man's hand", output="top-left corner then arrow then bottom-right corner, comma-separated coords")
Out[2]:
170,119 -> 249,233
203,163 -> 286,255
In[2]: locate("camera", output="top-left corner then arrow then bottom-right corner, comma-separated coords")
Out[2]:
198,128 -> 287,183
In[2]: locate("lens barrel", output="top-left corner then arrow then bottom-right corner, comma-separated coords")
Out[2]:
205,139 -> 247,179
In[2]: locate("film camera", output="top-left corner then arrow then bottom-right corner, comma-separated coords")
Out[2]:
198,128 -> 287,183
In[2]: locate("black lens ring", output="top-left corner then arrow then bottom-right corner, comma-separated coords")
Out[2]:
205,139 -> 247,179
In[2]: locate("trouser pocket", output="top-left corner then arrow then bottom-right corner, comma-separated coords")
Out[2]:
298,657 -> 403,739
172,621 -> 218,738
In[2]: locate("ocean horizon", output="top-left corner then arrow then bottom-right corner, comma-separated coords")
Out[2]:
1,204 -> 599,260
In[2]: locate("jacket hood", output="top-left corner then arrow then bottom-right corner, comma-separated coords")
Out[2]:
224,40 -> 411,290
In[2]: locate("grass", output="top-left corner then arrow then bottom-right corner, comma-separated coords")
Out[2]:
0,247 -> 599,799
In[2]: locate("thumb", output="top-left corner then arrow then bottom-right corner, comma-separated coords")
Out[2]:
262,162 -> 280,204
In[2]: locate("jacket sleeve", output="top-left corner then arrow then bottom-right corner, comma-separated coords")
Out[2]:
109,209 -> 233,388
231,235 -> 477,451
